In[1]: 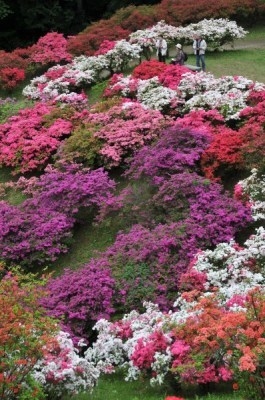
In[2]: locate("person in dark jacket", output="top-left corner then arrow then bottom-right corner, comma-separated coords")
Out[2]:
171,43 -> 185,65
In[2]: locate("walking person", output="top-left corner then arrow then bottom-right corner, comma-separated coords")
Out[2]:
155,36 -> 167,63
193,34 -> 207,71
171,43 -> 185,65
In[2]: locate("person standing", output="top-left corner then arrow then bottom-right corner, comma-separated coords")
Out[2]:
171,43 -> 185,65
193,34 -> 207,71
155,36 -> 167,63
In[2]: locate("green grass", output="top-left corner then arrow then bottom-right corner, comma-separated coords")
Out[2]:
67,374 -> 242,400
238,24 -> 265,41
186,49 -> 265,81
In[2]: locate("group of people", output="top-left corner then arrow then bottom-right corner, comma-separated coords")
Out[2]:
155,34 -> 207,71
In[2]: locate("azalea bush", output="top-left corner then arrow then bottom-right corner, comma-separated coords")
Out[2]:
0,102 -> 74,174
62,102 -> 167,168
132,60 -> 167,80
235,169 -> 265,221
30,32 -> 72,65
0,266 -> 58,400
86,227 -> 265,398
41,262 -> 115,344
0,165 -> 115,267
33,331 -> 100,398
0,67 -> 25,89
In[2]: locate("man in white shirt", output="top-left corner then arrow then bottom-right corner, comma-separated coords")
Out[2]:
193,34 -> 207,72
155,36 -> 167,63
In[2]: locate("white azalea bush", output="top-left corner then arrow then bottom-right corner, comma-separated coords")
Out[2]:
235,169 -> 265,221
176,18 -> 248,48
137,77 -> 179,112
33,331 -> 100,397
129,19 -> 247,53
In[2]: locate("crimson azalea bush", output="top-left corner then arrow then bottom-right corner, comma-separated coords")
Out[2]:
156,0 -> 264,25
67,21 -> 130,56
0,68 -> 25,90
0,102 -> 74,174
132,60 -> 168,80
201,98 -> 265,180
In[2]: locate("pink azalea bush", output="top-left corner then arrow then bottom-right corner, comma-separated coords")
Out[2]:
0,102 -> 73,174
158,64 -> 192,90
95,40 -> 116,56
62,102 -> 168,168
31,32 -> 72,65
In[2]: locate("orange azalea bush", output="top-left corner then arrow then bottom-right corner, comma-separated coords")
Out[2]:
0,265 -> 58,399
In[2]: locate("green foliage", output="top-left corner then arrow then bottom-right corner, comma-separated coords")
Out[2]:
0,0 -> 12,19
0,99 -> 34,124
62,123 -> 102,166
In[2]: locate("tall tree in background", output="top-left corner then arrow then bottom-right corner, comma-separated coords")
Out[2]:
0,0 -> 160,50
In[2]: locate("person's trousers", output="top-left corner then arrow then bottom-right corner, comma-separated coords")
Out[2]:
196,54 -> 206,71
158,51 -> 166,63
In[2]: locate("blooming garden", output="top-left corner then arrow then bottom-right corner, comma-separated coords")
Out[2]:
0,3 -> 265,400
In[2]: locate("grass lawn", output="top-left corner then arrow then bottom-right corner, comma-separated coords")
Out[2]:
186,49 -> 265,82
67,374 -> 241,400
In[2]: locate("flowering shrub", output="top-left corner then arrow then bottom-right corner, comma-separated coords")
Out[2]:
132,60 -> 167,80
33,331 -> 100,398
0,267 -> 58,399
67,21 -> 130,56
41,262 -> 115,343
157,0 -> 261,26
201,127 -> 244,180
0,67 -> 25,89
95,40 -> 116,56
31,32 -> 72,65
62,102 -> 167,167
158,64 -> 191,90
0,165 -> 115,266
86,227 -> 265,397
126,125 -> 211,181
235,169 -> 265,221
0,102 -> 73,174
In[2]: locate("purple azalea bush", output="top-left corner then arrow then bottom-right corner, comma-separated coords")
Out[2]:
126,124 -> 212,182
0,164 -> 115,267
42,261 -> 115,344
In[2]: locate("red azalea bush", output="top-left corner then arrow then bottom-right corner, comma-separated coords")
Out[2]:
132,60 -> 167,80
0,103 -> 73,174
0,67 -> 25,89
201,127 -> 244,180
67,21 -> 130,57
156,0 -> 264,25
30,32 -> 72,65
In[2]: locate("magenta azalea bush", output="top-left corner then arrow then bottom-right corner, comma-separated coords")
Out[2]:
0,165 -> 115,266
42,262 -> 115,344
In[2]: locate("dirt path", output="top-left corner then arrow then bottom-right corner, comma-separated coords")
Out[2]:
169,38 -> 265,56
